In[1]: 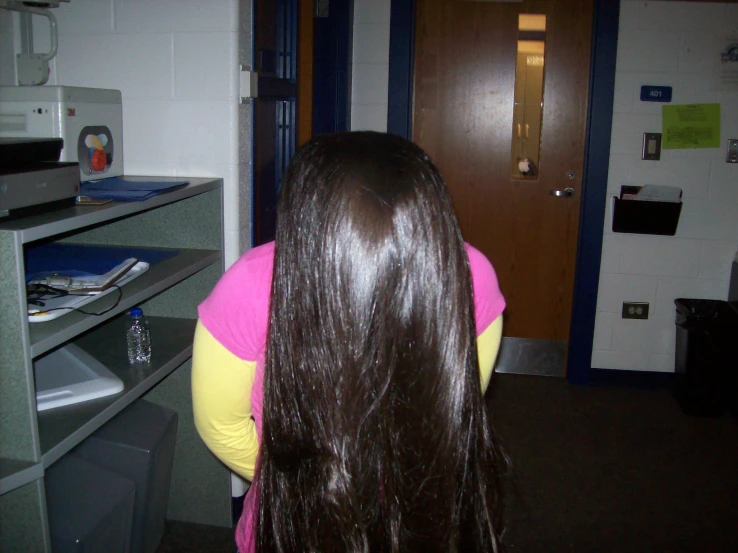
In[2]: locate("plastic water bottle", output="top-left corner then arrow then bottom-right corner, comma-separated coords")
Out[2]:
126,307 -> 151,364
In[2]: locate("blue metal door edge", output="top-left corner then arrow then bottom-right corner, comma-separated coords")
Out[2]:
387,0 -> 415,138
313,0 -> 354,135
566,0 -> 620,385
387,0 -> 620,385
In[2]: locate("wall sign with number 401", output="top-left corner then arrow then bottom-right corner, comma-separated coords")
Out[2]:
640,86 -> 672,103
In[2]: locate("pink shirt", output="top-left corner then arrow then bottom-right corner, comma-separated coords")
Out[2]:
198,240 -> 505,553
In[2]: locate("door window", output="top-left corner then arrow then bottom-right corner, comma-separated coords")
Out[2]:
510,14 -> 546,180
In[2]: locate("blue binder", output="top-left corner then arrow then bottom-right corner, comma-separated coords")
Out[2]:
79,178 -> 189,202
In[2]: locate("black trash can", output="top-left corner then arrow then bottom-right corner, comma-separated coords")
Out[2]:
674,298 -> 738,417
726,302 -> 738,417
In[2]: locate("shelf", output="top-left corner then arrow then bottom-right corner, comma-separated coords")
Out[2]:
0,177 -> 221,245
29,247 -> 219,358
0,458 -> 44,496
37,316 -> 197,468
0,172 -> 228,541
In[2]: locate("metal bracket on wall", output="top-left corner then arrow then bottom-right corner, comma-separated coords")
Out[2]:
239,65 -> 259,103
1,1 -> 60,85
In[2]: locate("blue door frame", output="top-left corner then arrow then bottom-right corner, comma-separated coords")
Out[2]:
312,0 -> 354,135
255,0 -> 353,245
387,0 -> 621,385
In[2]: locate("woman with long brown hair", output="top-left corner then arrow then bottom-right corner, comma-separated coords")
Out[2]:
193,131 -> 506,553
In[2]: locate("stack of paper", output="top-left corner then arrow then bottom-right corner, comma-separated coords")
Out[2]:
634,185 -> 682,203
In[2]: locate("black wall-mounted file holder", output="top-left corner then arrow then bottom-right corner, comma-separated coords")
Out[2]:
612,186 -> 683,236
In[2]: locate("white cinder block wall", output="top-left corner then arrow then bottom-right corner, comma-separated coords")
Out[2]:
592,1 -> 738,372
0,0 -> 246,266
349,0 -> 738,373
351,0 -> 391,132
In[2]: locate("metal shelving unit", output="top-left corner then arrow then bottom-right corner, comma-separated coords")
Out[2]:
0,177 -> 232,551
38,316 -> 197,467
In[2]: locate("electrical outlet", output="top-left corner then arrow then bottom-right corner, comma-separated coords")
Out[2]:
727,139 -> 738,163
622,302 -> 649,320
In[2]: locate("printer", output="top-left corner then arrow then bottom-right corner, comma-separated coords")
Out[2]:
0,137 -> 80,218
0,86 -> 123,182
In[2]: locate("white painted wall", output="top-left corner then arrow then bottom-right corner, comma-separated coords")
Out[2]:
350,0 -> 390,132
0,0 -> 247,266
592,0 -> 738,372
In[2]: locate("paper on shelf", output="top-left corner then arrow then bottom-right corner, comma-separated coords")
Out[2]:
27,261 -> 150,323
28,257 -> 138,292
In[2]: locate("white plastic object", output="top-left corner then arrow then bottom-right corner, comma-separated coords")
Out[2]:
239,66 -> 259,102
35,343 -> 124,411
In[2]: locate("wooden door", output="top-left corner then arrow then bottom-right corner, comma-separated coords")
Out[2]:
413,0 -> 593,345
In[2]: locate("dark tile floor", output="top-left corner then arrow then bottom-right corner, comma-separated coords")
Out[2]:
157,374 -> 738,552
156,520 -> 235,553
492,375 -> 738,553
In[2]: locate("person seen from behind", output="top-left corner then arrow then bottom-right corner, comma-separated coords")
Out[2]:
193,131 -> 507,553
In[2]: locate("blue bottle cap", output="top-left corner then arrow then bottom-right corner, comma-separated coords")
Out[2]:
130,307 -> 143,317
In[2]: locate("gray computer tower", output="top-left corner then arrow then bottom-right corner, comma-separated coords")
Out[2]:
73,399 -> 178,553
45,455 -> 136,553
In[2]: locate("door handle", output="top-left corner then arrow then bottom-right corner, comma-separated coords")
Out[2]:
549,187 -> 574,198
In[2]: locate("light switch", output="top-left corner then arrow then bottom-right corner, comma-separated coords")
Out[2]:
642,132 -> 661,161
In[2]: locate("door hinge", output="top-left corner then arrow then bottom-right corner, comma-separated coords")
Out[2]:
315,0 -> 328,18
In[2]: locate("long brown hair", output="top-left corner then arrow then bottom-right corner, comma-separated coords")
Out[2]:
257,131 -> 504,552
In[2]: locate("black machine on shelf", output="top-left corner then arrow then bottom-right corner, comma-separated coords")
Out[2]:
0,137 -> 79,218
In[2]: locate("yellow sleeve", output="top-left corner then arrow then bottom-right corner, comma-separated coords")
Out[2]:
477,314 -> 503,394
192,320 -> 259,481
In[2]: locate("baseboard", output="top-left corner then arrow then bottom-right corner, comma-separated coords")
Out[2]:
589,368 -> 675,389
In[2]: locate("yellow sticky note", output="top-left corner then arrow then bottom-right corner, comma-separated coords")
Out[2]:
662,103 -> 721,149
